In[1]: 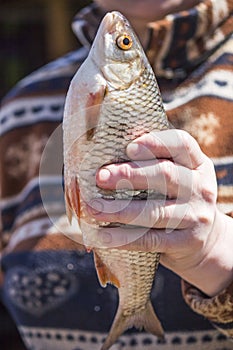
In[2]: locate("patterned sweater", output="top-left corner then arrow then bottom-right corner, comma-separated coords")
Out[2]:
0,1 -> 233,349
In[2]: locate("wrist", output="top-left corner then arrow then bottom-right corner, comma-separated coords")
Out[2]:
182,210 -> 233,297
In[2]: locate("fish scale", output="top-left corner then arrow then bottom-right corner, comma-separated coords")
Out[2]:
92,248 -> 162,350
95,249 -> 160,315
75,67 -> 168,207
63,11 -> 169,350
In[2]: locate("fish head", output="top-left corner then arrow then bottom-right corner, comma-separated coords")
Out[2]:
90,11 -> 146,90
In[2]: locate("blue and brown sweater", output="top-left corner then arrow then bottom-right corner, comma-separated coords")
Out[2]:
0,0 -> 233,349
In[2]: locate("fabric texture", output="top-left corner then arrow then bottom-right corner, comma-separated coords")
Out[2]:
0,0 -> 233,349
182,279 -> 233,337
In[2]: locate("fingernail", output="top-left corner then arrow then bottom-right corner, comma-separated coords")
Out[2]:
98,168 -> 111,183
126,142 -> 140,158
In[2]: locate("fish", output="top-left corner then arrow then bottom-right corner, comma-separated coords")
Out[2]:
63,11 -> 169,350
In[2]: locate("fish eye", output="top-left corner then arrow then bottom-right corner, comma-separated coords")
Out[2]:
116,34 -> 133,50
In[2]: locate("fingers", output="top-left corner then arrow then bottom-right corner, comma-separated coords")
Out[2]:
87,198 -> 194,230
81,224 -> 152,249
82,224 -> 195,253
126,129 -> 205,169
96,130 -> 203,200
96,159 -> 193,199
90,129 -> 215,254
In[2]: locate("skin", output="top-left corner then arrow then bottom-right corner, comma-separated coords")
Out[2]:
95,0 -> 202,47
95,0 -> 201,20
91,0 -> 233,297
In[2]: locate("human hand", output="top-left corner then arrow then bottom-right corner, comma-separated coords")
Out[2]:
89,129 -> 233,297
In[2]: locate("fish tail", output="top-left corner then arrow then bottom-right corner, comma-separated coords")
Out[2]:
142,300 -> 164,338
101,300 -> 164,350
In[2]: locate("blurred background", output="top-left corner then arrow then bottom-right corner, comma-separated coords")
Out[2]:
0,0 -> 91,349
0,0 -> 92,100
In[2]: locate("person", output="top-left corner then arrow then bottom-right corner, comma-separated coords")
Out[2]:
0,0 -> 233,349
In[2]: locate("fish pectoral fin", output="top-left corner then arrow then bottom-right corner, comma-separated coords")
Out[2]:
94,252 -> 120,288
64,176 -> 81,224
101,300 -> 164,350
85,84 -> 107,141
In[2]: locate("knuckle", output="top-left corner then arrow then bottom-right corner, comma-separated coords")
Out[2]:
150,232 -> 164,251
197,209 -> 212,225
184,202 -> 201,224
118,163 -> 133,179
189,202 -> 213,227
160,161 -> 177,190
201,187 -> 217,204
199,157 -> 217,203
179,129 -> 193,147
179,130 -> 201,164
142,230 -> 164,252
160,160 -> 172,180
150,202 -> 166,227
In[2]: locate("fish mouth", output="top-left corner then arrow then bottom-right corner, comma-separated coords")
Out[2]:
101,11 -> 129,34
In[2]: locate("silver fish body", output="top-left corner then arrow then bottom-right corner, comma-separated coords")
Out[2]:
63,11 -> 169,350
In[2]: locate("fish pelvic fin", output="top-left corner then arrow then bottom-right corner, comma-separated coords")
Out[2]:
94,252 -> 120,288
101,300 -> 164,350
64,192 -> 73,224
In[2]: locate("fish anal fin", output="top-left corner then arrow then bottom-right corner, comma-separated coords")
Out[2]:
101,300 -> 164,350
94,251 -> 120,288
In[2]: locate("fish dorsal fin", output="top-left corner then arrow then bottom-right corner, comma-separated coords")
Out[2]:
94,251 -> 120,288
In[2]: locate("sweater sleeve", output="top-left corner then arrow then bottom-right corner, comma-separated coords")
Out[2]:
182,211 -> 233,337
182,274 -> 233,338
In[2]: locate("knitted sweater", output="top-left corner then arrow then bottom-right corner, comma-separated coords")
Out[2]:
0,1 -> 233,349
